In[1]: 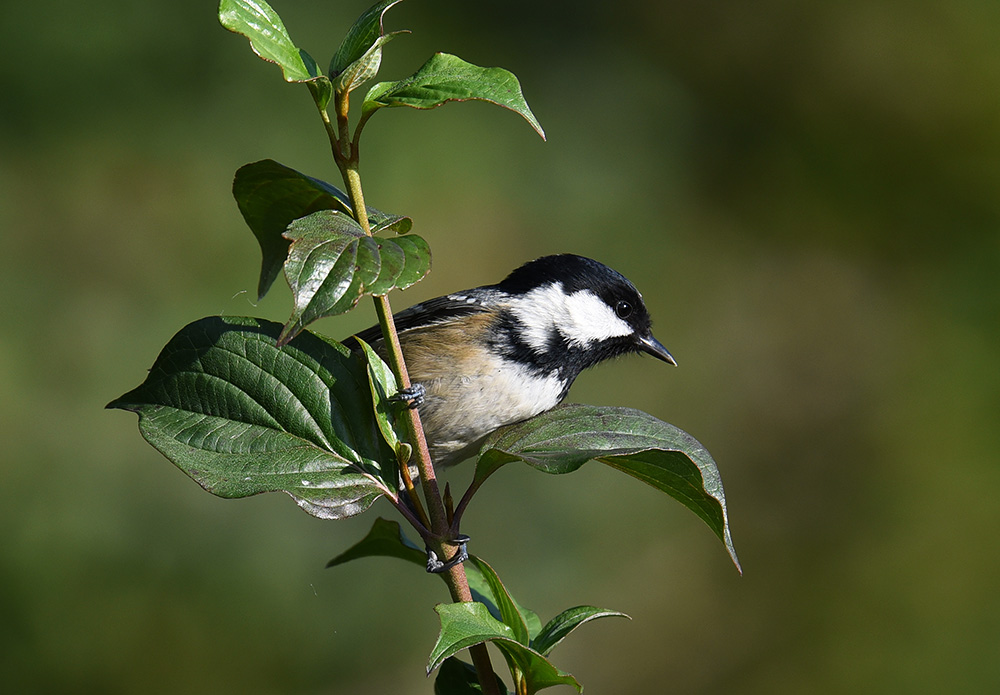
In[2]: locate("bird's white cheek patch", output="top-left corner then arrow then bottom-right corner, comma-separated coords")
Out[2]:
560,290 -> 633,346
510,284 -> 568,353
510,283 -> 634,352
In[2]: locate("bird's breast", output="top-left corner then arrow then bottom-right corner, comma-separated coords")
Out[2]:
398,316 -> 566,465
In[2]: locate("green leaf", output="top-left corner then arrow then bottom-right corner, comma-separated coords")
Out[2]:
278,210 -> 430,344
330,0 -> 406,77
232,160 -> 412,300
355,336 -> 410,461
363,53 -> 545,140
467,557 -> 529,645
326,517 -> 425,568
332,33 -> 400,94
219,0 -> 333,108
107,316 -> 397,519
531,606 -> 629,657
477,404 -> 741,573
464,561 -> 543,641
429,602 -> 516,674
328,0 -> 409,93
435,658 -> 510,695
429,603 -> 581,694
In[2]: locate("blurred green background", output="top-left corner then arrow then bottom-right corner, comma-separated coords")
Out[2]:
3,0 -> 999,692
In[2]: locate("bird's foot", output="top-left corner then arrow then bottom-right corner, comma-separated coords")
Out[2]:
426,534 -> 471,574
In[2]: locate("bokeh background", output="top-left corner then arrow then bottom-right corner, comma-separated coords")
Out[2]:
3,0 -> 999,692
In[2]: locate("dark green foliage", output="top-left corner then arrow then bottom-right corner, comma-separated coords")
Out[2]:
108,1 -> 739,693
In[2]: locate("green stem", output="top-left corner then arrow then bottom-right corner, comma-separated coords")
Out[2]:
323,90 -> 502,695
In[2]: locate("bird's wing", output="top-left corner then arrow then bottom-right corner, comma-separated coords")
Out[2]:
351,292 -> 494,345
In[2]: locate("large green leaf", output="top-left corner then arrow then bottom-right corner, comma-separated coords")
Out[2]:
326,517 -> 425,568
218,0 -> 332,108
429,603 -> 581,694
363,53 -> 545,140
477,404 -> 741,572
107,316 -> 397,519
278,209 -> 430,344
329,0 -> 409,93
232,159 -> 412,299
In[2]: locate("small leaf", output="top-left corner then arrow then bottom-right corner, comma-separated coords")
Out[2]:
435,658 -> 510,695
363,53 -> 545,140
356,336 -> 405,452
531,606 -> 629,657
232,160 -> 411,299
107,316 -> 397,519
430,603 -> 580,694
278,210 -> 430,343
467,557 -> 529,645
329,0 -> 407,79
326,517 -> 425,568
477,404 -> 741,572
219,0 -> 332,107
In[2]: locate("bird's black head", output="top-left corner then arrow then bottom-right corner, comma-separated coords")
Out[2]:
492,254 -> 675,380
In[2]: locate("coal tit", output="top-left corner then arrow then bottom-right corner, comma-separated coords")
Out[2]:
352,254 -> 676,467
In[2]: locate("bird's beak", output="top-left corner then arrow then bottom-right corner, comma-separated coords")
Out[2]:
637,334 -> 677,366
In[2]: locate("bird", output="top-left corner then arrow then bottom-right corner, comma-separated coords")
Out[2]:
351,254 -> 676,468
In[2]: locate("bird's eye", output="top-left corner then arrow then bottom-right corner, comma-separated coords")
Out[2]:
615,300 -> 633,318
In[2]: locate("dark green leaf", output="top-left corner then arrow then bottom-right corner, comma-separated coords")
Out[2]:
430,603 -> 580,693
435,658 -> 510,695
107,316 -> 396,519
219,0 -> 332,108
232,160 -> 411,299
477,404 -> 741,573
531,606 -> 629,657
363,53 -> 545,140
467,557 -> 529,645
278,210 -> 430,343
326,517 -> 425,568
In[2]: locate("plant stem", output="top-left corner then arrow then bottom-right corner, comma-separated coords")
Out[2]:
324,91 -> 502,695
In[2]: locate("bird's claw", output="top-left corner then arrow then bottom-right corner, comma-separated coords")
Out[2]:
391,383 -> 425,409
426,534 -> 471,574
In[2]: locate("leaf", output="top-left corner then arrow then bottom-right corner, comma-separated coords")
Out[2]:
326,517 -> 425,568
356,337 -> 404,453
531,606 -> 629,657
330,0 -> 406,77
466,557 -> 529,645
363,53 -> 545,140
477,404 -> 741,573
219,0 -> 333,108
107,316 -> 397,519
329,0 -> 409,93
429,603 -> 581,694
232,159 -> 411,299
278,210 -> 430,344
332,33 -> 401,94
429,602 -> 517,674
464,561 -> 543,642
435,658 -> 510,695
